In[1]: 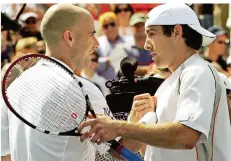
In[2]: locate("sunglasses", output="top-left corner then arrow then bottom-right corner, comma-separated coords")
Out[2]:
103,22 -> 116,29
216,40 -> 229,45
25,19 -> 36,24
115,8 -> 130,14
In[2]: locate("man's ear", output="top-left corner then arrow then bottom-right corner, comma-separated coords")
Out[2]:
173,24 -> 183,41
63,30 -> 73,47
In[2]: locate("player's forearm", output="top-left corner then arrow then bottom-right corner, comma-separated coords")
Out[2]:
116,121 -> 200,149
119,137 -> 145,153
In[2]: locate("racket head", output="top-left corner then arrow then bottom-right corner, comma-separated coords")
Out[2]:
2,54 -> 89,136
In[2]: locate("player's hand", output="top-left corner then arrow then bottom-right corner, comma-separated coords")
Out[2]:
79,116 -> 119,144
129,93 -> 157,122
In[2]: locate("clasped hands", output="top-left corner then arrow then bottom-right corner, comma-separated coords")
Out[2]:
78,93 -> 157,144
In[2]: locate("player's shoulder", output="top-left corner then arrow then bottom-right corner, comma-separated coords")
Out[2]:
180,54 -> 215,82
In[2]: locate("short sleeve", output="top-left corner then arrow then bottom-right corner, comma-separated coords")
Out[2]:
174,66 -> 215,141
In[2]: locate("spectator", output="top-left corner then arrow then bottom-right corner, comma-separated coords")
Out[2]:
129,13 -> 153,74
14,37 -> 38,59
198,4 -> 214,29
19,12 -> 43,41
1,31 -> 13,66
203,25 -> 229,71
36,40 -> 45,54
97,12 -> 130,80
131,4 -> 160,13
1,37 -> 38,81
1,4 -> 44,20
110,13 -> 153,76
80,51 -> 111,96
113,4 -> 134,38
213,4 -> 229,32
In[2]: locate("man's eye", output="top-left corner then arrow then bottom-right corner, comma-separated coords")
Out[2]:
148,33 -> 155,37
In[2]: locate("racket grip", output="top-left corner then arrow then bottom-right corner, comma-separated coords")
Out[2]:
109,140 -> 144,161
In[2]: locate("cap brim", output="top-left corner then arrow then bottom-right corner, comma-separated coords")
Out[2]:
188,24 -> 216,46
215,30 -> 227,36
130,19 -> 146,26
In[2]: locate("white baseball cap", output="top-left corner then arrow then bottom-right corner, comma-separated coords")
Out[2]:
20,12 -> 38,22
145,3 -> 216,46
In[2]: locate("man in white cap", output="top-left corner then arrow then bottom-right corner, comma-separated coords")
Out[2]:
19,12 -> 43,40
79,3 -> 231,161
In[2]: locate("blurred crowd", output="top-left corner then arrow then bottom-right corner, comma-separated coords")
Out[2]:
1,3 -> 231,96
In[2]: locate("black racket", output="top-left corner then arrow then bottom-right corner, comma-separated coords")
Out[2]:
2,54 -> 143,161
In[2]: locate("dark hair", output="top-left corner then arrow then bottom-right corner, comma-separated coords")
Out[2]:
161,25 -> 203,50
114,4 -> 134,16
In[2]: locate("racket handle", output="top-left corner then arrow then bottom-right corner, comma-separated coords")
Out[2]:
109,140 -> 144,161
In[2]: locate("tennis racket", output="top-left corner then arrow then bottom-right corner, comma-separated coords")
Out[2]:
2,54 -> 143,161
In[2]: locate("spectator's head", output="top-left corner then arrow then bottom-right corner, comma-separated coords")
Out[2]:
144,4 -> 216,70
15,37 -> 38,54
13,37 -> 38,61
207,26 -> 229,56
20,12 -> 38,32
130,13 -> 146,33
129,13 -> 146,48
36,40 -> 46,54
99,12 -> 119,41
114,4 -> 134,26
40,4 -> 99,70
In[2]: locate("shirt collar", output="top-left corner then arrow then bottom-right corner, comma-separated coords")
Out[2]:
40,55 -> 74,74
51,57 -> 74,73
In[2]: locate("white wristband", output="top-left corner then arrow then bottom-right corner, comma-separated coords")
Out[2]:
138,111 -> 157,125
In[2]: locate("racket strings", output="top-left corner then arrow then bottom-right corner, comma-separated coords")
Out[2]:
6,58 -> 90,132
17,71 -> 87,115
8,76 -> 86,132
8,87 -> 72,131
8,77 -> 85,132
8,97 -> 57,129
13,57 -> 39,81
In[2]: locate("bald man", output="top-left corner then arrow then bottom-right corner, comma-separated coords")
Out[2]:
1,4 -> 114,161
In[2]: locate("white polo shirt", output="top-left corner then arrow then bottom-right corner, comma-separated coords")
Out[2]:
144,54 -> 231,161
1,60 -> 113,161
